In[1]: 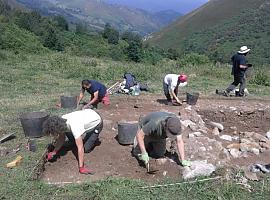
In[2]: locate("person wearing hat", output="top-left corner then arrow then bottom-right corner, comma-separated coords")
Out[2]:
224,46 -> 251,97
163,74 -> 188,105
133,112 -> 191,167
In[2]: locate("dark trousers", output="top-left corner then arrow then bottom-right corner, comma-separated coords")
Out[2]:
226,75 -> 246,96
66,120 -> 103,153
163,82 -> 178,102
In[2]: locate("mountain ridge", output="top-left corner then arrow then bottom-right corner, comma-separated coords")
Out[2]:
14,0 -> 182,35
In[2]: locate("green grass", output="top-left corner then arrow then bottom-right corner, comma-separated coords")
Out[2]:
0,51 -> 270,199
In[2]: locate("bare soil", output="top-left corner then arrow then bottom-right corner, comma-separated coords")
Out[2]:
42,94 -> 270,184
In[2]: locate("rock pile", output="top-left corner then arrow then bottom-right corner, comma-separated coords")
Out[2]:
226,130 -> 270,158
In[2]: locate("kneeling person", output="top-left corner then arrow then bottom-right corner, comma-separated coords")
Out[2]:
78,80 -> 110,109
43,109 -> 103,174
133,112 -> 191,167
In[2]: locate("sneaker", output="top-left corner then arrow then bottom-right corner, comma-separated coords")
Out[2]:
222,91 -> 229,97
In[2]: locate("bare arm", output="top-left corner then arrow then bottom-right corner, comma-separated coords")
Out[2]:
136,129 -> 146,154
75,136 -> 84,168
77,91 -> 85,106
170,87 -> 180,103
85,91 -> 99,107
176,135 -> 185,161
239,65 -> 248,69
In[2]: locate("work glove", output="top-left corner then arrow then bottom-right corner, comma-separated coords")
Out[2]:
79,166 -> 95,175
182,160 -> 192,167
47,150 -> 57,161
139,152 -> 150,165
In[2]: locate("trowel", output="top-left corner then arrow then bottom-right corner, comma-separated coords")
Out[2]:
146,162 -> 159,174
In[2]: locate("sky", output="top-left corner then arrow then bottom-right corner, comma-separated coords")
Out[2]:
104,0 -> 209,13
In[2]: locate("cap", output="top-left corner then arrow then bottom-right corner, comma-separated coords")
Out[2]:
179,74 -> 188,82
166,117 -> 181,138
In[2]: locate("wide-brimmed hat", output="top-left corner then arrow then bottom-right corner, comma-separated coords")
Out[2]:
238,46 -> 250,54
166,117 -> 181,138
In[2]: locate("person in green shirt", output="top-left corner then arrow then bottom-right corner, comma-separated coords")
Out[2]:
133,112 -> 191,167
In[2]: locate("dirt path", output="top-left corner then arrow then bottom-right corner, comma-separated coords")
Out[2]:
42,94 -> 270,184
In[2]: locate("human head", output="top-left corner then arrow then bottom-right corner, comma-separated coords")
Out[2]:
178,74 -> 188,83
82,80 -> 91,89
238,46 -> 250,55
42,116 -> 67,138
165,117 -> 181,138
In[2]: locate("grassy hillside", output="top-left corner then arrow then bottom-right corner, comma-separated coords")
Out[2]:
148,0 -> 270,64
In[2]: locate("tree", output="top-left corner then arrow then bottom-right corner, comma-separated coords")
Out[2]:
102,23 -> 119,44
75,23 -> 87,34
127,41 -> 142,62
53,15 -> 69,31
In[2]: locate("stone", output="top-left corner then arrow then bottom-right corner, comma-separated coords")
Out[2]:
209,122 -> 224,131
182,160 -> 216,180
220,135 -> 233,141
193,132 -> 203,137
163,171 -> 168,176
227,143 -> 240,149
181,120 -> 196,128
240,143 -> 261,152
198,129 -> 208,134
240,138 -> 252,144
212,127 -> 220,136
189,124 -> 198,131
229,148 -> 241,158
230,126 -> 237,131
252,132 -> 267,142
250,148 -> 260,155
243,167 -> 259,181
259,142 -> 270,149
188,133 -> 195,138
156,158 -> 167,165
0,147 -> 8,157
266,131 -> 270,139
232,131 -> 238,135
199,147 -> 207,152
242,131 -> 254,138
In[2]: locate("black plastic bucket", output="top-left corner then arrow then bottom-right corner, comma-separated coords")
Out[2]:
186,92 -> 199,105
60,96 -> 77,109
117,121 -> 138,145
20,111 -> 49,138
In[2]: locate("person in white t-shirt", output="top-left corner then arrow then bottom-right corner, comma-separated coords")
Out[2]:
43,109 -> 103,175
163,74 -> 188,105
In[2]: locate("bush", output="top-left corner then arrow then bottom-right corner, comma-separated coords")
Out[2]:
177,53 -> 210,67
250,70 -> 270,86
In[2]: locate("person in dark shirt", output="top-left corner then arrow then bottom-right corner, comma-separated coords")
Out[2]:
224,46 -> 251,97
77,80 -> 110,109
133,112 -> 191,167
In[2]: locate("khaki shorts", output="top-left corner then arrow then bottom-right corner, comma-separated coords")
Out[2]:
133,136 -> 166,158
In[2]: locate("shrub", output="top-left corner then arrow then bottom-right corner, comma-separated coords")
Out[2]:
250,70 -> 270,86
177,53 -> 210,67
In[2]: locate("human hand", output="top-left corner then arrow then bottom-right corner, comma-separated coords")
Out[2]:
139,152 -> 150,164
79,166 -> 95,175
182,160 -> 191,167
47,151 -> 57,161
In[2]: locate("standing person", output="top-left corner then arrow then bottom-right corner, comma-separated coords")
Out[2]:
163,74 -> 188,105
133,112 -> 191,167
224,46 -> 251,97
77,80 -> 110,109
43,109 -> 103,174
